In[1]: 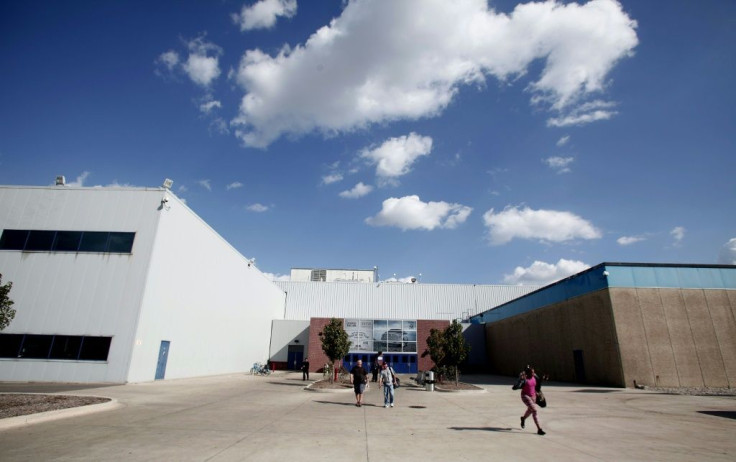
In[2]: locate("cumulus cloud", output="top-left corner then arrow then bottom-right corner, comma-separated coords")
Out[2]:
182,37 -> 222,87
483,205 -> 601,245
232,0 -> 297,31
226,181 -> 244,190
361,133 -> 432,185
231,0 -> 637,147
670,226 -> 685,246
339,182 -> 373,199
544,156 -> 574,173
503,258 -> 590,285
157,50 -> 180,71
366,195 -> 472,231
547,100 -> 618,127
200,99 -> 222,114
247,203 -> 269,212
198,179 -> 212,191
263,271 -> 291,281
556,135 -> 570,146
64,171 -> 91,187
617,235 -> 645,246
718,238 -> 736,265
321,173 -> 344,185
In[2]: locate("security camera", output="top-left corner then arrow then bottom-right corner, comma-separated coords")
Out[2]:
161,197 -> 169,203
602,271 -> 609,277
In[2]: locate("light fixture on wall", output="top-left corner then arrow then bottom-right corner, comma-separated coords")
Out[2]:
162,178 -> 174,189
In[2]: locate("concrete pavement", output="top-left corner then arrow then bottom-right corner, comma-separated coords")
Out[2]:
0,372 -> 734,461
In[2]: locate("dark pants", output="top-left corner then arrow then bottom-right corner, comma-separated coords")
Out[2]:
302,369 -> 309,380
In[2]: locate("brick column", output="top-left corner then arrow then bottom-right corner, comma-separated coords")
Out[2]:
417,320 -> 450,372
308,317 -> 343,372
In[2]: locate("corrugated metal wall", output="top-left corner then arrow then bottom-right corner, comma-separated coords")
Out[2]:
275,281 -> 539,321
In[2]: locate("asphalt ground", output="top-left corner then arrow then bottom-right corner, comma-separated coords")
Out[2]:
0,372 -> 734,461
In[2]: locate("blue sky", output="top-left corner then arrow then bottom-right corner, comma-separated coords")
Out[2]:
1,0 -> 735,285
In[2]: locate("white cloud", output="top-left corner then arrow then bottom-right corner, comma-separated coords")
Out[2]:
718,238 -> 736,264
65,171 -> 91,187
178,185 -> 188,193
232,0 -> 297,31
182,37 -> 222,87
361,133 -> 432,184
200,99 -> 222,114
544,156 -> 574,173
198,179 -> 212,191
617,235 -> 645,246
483,205 -> 601,245
503,258 -> 590,285
226,182 -> 244,190
232,0 -> 637,147
321,173 -> 344,185
247,203 -> 269,212
547,100 -> 618,127
263,272 -> 291,282
157,50 -> 179,71
366,195 -> 472,231
556,135 -> 570,147
671,226 -> 685,246
339,182 -> 373,199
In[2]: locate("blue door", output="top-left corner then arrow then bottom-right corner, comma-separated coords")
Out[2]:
287,349 -> 304,370
155,341 -> 170,380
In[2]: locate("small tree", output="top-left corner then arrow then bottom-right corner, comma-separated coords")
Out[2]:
443,320 -> 470,386
320,318 -> 351,383
426,327 -> 446,375
0,274 -> 15,331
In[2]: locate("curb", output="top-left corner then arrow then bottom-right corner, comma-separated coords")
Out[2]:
0,397 -> 122,431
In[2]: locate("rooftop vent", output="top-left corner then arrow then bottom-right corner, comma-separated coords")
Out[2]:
55,176 -> 66,186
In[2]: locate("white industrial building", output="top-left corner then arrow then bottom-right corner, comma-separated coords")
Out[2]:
0,182 -> 539,383
0,182 -> 285,383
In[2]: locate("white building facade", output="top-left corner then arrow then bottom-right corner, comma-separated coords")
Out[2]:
0,184 -> 285,383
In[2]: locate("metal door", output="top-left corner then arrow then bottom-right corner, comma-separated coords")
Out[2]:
155,341 -> 170,380
287,345 -> 304,370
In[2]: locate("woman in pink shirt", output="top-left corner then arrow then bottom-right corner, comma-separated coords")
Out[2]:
512,366 -> 545,435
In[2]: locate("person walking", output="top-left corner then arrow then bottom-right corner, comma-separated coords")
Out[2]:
512,366 -> 545,435
350,359 -> 368,407
378,361 -> 397,408
301,357 -> 310,381
371,351 -> 383,382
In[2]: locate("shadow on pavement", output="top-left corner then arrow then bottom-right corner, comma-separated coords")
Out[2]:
697,411 -> 736,420
449,426 -> 514,432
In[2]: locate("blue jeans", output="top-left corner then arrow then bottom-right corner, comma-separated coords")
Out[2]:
383,383 -> 394,405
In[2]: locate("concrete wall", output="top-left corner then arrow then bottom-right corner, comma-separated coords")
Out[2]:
269,320 -> 310,363
485,289 -> 624,386
610,288 -> 736,388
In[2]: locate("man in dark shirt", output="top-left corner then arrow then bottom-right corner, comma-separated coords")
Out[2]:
350,359 -> 368,407
301,358 -> 310,381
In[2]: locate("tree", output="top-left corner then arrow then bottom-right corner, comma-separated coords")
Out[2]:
443,320 -> 470,386
0,274 -> 15,331
425,321 -> 470,386
319,318 -> 351,383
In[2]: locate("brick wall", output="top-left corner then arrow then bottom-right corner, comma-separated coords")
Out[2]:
307,317 -> 340,372
417,320 -> 450,372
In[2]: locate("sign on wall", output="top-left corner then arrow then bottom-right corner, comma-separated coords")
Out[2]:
344,318 -> 417,353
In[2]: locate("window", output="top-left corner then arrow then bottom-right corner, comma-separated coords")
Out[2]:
0,230 -> 29,250
310,269 -> 326,282
0,334 -> 112,361
0,230 -> 135,254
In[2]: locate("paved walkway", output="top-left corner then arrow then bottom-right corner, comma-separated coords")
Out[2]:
1,372 -> 734,461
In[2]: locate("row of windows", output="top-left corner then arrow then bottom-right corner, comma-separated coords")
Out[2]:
0,230 -> 135,253
0,334 -> 112,361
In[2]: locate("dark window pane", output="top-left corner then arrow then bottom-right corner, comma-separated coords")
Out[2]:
0,334 -> 24,358
107,232 -> 135,253
53,231 -> 82,251
0,230 -> 29,250
25,231 -> 56,251
19,335 -> 53,359
403,342 -> 417,353
79,337 -> 112,361
49,336 -> 83,360
79,232 -> 108,252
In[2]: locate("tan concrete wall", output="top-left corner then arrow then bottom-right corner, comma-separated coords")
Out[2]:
485,290 -> 624,386
610,288 -> 736,388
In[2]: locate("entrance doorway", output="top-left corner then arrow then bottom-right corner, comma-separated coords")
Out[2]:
287,345 -> 304,370
155,340 -> 170,380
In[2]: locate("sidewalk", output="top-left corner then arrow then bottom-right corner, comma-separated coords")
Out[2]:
1,372 -> 734,461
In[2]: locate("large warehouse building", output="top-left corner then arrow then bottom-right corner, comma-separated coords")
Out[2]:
1,182 -> 734,388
